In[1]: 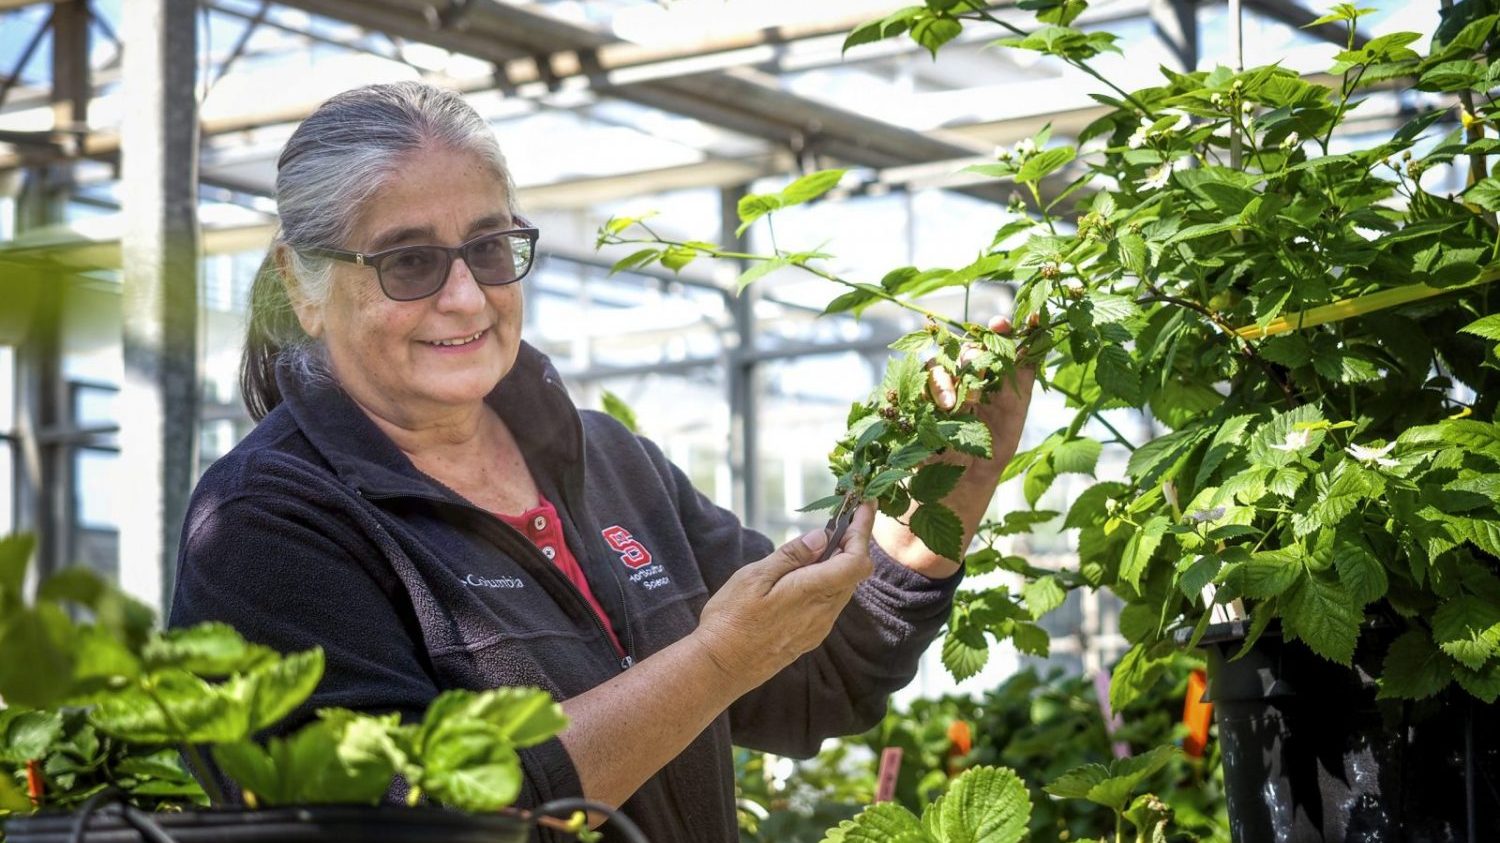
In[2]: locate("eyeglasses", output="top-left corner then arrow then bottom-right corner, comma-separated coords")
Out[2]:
301,223 -> 540,302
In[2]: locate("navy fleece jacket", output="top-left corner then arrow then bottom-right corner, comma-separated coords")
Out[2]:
169,342 -> 963,842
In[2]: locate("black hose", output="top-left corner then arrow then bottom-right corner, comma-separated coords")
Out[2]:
532,797 -> 650,843
67,789 -> 180,843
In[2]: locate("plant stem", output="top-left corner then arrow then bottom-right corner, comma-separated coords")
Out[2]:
1115,807 -> 1126,843
957,0 -> 1159,119
1046,382 -> 1139,450
138,681 -> 227,806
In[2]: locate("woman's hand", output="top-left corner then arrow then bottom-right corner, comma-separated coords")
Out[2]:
690,503 -> 876,692
876,315 -> 1036,577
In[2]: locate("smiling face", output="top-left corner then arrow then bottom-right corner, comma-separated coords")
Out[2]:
290,144 -> 524,427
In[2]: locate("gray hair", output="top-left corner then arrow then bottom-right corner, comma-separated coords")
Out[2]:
240,81 -> 519,421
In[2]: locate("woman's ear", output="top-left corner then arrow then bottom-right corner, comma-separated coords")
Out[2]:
276,245 -> 325,339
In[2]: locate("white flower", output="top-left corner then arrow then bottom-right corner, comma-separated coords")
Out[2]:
1015,137 -> 1037,157
1280,132 -> 1300,150
1141,163 -> 1173,191
1269,428 -> 1313,452
1210,92 -> 1224,108
1128,125 -> 1149,149
1242,101 -> 1255,115
1062,278 -> 1086,294
1347,442 -> 1398,467
994,145 -> 1013,161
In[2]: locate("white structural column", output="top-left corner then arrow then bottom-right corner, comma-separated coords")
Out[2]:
119,0 -> 200,614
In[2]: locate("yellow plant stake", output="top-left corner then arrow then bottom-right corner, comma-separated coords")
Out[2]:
1235,266 -> 1500,341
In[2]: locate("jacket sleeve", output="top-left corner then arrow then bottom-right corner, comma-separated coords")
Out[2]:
633,435 -> 964,758
169,482 -> 583,811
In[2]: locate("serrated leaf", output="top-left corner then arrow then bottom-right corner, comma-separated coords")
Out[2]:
1052,436 -> 1102,476
1109,642 -> 1170,713
1088,293 -> 1141,325
1095,344 -> 1140,404
1460,313 -> 1500,341
923,765 -> 1031,843
1379,629 -> 1454,700
911,463 -> 965,503
1023,458 -> 1057,508
891,330 -> 932,353
1022,576 -> 1066,619
1016,147 -> 1076,184
244,648 -> 325,733
942,625 -> 990,681
940,418 -> 993,459
912,503 -> 966,560
1432,595 -> 1500,670
1283,574 -> 1361,665
826,801 -> 930,842
1223,548 -> 1304,599
1120,516 -> 1169,591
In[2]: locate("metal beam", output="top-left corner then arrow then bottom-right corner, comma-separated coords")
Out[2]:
722,185 -> 761,529
119,0 -> 199,614
1151,0 -> 1199,72
0,9 -> 53,110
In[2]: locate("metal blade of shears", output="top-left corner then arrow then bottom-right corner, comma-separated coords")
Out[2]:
815,494 -> 859,564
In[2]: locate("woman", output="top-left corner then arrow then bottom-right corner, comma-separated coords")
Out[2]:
170,81 -> 1033,841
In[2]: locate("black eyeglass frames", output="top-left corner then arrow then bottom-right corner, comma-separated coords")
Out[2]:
300,223 -> 539,302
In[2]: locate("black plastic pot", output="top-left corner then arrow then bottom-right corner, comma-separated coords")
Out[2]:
2,805 -> 529,843
1192,620 -> 1500,843
3,797 -> 649,843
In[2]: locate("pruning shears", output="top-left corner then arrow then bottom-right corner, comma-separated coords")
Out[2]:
815,492 -> 861,564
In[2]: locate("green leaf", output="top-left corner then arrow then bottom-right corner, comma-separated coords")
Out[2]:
1095,344 -> 1140,405
0,604 -> 76,707
736,193 -> 784,235
1023,576 -> 1066,619
1283,574 -> 1361,665
462,688 -> 569,748
1016,147 -> 1076,184
1088,293 -> 1140,325
940,417 -> 993,459
826,801 -> 930,842
212,740 -> 282,804
911,463 -> 965,503
890,330 -> 932,354
911,14 -> 963,58
1432,595 -> 1500,670
922,765 -> 1031,843
1120,516 -> 1169,591
243,648 -> 325,733
1051,436 -> 1102,476
420,720 -> 524,811
1115,233 -> 1147,276
608,248 -> 658,276
1109,642 -> 1171,713
1379,628 -> 1454,700
1222,548 -> 1304,599
735,257 -> 790,292
942,625 -> 989,681
1460,313 -> 1500,341
912,503 -> 966,560
142,622 -> 275,676
659,245 -> 697,273
1,710 -> 64,763
0,773 -> 31,812
600,390 -> 639,434
1023,458 -> 1057,509
0,533 -> 35,599
781,169 -> 848,206
1044,745 -> 1177,812
799,494 -> 847,514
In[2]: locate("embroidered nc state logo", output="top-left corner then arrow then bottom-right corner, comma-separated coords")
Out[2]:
601,525 -> 653,569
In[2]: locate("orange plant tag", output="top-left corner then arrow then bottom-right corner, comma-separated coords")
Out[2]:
1182,668 -> 1213,758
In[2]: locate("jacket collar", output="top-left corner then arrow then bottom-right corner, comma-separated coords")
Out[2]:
276,341 -> 582,499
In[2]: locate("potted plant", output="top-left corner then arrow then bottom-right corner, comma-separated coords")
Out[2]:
599,1 -> 1500,838
0,534 -> 644,843
738,660 -> 1227,842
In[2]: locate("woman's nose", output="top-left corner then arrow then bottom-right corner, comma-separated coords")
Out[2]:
434,256 -> 486,312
